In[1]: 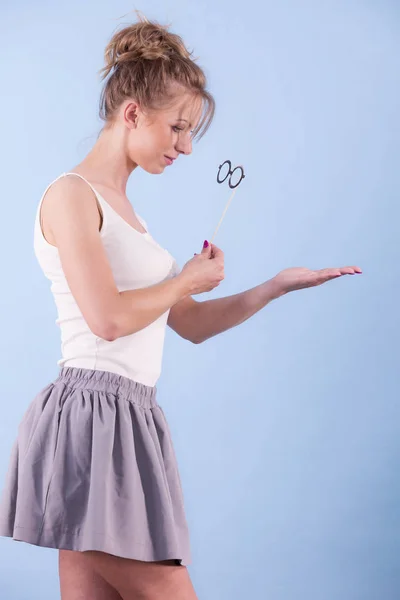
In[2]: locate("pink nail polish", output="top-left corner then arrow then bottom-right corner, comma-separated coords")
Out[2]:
203,240 -> 209,248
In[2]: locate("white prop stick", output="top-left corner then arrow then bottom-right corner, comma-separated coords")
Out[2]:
210,187 -> 239,244
212,160 -> 245,244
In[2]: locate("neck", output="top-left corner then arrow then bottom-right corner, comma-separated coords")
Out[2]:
76,125 -> 138,194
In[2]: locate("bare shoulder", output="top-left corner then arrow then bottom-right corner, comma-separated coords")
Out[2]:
40,174 -> 103,246
38,173 -> 118,340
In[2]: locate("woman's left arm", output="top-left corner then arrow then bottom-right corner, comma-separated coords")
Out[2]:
168,264 -> 362,344
167,278 -> 284,344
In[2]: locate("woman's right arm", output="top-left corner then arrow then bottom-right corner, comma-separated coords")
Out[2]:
42,176 -> 223,342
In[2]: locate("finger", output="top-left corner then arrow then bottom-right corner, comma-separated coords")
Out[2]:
201,240 -> 212,256
210,243 -> 224,260
316,269 -> 361,285
318,267 -> 359,279
336,266 -> 363,275
317,268 -> 342,278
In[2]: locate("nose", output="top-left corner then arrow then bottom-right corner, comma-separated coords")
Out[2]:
176,136 -> 192,157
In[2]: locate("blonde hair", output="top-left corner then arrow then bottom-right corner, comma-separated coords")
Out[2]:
98,12 -> 215,140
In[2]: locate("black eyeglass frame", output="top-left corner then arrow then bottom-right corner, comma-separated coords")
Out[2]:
217,160 -> 245,189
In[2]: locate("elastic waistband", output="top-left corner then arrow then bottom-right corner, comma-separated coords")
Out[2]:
55,367 -> 158,409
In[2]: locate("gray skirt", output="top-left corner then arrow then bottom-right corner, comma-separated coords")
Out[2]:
0,366 -> 191,566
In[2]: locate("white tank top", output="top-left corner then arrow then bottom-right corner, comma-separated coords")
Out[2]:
33,172 -> 180,387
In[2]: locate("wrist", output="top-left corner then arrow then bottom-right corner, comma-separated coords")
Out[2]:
268,276 -> 288,299
174,271 -> 192,299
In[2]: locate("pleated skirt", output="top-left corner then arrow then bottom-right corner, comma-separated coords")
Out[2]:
0,366 -> 191,566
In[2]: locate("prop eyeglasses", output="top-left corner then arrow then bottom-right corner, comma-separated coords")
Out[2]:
210,160 -> 246,243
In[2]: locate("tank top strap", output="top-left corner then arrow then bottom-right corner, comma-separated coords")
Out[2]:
35,173 -> 70,246
37,172 -> 68,214
61,172 -> 107,232
62,172 -> 100,196
63,173 -> 150,238
35,172 -> 108,248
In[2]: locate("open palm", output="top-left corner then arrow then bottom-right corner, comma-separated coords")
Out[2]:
273,265 -> 362,293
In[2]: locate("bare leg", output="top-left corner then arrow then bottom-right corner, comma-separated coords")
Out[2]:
84,550 -> 199,600
59,550 -> 123,600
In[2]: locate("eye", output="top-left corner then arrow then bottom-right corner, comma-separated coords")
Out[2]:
172,126 -> 184,133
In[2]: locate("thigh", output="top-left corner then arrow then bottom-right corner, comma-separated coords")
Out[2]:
59,550 -> 123,600
83,551 -> 199,600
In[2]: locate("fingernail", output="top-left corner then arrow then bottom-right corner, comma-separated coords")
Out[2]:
203,240 -> 209,248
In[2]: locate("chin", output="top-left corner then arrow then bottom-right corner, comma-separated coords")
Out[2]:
141,163 -> 165,175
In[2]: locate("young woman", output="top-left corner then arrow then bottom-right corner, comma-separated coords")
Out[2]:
0,14 -> 361,600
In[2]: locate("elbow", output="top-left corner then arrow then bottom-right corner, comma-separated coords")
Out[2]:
101,327 -> 119,342
91,318 -> 120,342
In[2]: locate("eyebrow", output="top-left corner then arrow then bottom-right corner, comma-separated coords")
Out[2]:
176,118 -> 192,128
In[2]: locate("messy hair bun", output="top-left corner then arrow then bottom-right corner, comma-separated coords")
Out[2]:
98,11 -> 215,140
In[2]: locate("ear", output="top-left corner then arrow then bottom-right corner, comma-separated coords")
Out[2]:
123,101 -> 140,129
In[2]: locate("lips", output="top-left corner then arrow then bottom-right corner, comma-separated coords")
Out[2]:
164,156 -> 175,166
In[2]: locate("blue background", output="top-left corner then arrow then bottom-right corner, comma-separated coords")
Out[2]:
0,1 -> 399,598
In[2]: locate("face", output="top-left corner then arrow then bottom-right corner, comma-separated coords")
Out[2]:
123,92 -> 203,174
